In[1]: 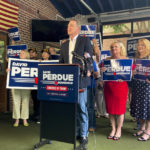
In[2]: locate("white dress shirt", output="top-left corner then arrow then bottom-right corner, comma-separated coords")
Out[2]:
69,34 -> 78,64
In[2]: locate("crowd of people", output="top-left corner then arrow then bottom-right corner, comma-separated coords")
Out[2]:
6,19 -> 150,145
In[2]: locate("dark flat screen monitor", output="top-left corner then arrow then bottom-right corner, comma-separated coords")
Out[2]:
32,20 -> 69,42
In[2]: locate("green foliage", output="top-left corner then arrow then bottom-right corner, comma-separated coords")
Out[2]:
104,24 -> 126,33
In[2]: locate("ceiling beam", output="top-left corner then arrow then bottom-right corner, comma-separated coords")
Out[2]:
80,0 -> 96,15
98,7 -> 150,23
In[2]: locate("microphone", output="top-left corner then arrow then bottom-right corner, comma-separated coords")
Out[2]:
72,51 -> 85,71
72,51 -> 84,60
72,51 -> 92,64
84,52 -> 93,64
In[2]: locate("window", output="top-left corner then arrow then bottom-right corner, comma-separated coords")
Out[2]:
103,23 -> 131,36
133,20 -> 150,33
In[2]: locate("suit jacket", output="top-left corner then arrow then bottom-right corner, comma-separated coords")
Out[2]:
59,35 -> 93,89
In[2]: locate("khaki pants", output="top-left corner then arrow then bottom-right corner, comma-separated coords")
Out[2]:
12,89 -> 31,119
94,80 -> 107,116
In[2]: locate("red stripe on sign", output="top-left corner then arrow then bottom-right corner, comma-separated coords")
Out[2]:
113,72 -> 116,76
34,77 -> 38,84
46,86 -> 68,91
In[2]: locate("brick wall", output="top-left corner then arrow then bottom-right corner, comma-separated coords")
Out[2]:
103,38 -> 128,50
5,0 -> 60,111
7,0 -> 60,54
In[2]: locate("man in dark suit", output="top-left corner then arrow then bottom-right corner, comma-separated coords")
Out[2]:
59,19 -> 93,144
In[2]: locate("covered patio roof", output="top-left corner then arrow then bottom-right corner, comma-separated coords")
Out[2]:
49,0 -> 150,19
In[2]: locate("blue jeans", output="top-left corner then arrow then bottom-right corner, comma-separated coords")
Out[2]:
87,87 -> 96,129
77,88 -> 88,137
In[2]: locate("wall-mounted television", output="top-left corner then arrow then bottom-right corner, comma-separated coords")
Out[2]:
32,20 -> 69,42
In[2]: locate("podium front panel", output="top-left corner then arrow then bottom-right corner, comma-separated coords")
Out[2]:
38,64 -> 79,103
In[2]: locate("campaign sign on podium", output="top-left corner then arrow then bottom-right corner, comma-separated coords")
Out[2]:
35,64 -> 79,149
38,64 -> 79,103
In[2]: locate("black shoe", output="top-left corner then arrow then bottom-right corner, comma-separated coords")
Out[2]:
80,137 -> 88,144
36,120 -> 40,124
76,136 -> 81,141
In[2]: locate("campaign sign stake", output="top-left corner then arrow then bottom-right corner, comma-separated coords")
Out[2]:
103,59 -> 133,81
134,59 -> 150,80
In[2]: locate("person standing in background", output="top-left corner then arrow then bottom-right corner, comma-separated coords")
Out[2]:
87,59 -> 98,132
92,39 -> 109,119
28,48 -> 38,60
131,39 -> 150,141
101,41 -> 128,140
7,50 -> 31,127
41,48 -> 50,60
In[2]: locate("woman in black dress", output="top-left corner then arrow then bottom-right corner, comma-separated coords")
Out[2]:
131,38 -> 150,141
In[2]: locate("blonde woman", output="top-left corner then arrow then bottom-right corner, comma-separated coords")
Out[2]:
101,41 -> 128,140
131,39 -> 150,141
11,50 -> 31,127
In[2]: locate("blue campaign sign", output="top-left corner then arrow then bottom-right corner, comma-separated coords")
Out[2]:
8,27 -> 20,41
100,50 -> 111,62
38,65 -> 79,103
7,44 -> 27,58
127,36 -> 150,58
103,59 -> 133,81
96,33 -> 102,50
134,59 -> 150,80
7,58 -> 38,89
80,25 -> 96,40
6,58 -> 58,89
